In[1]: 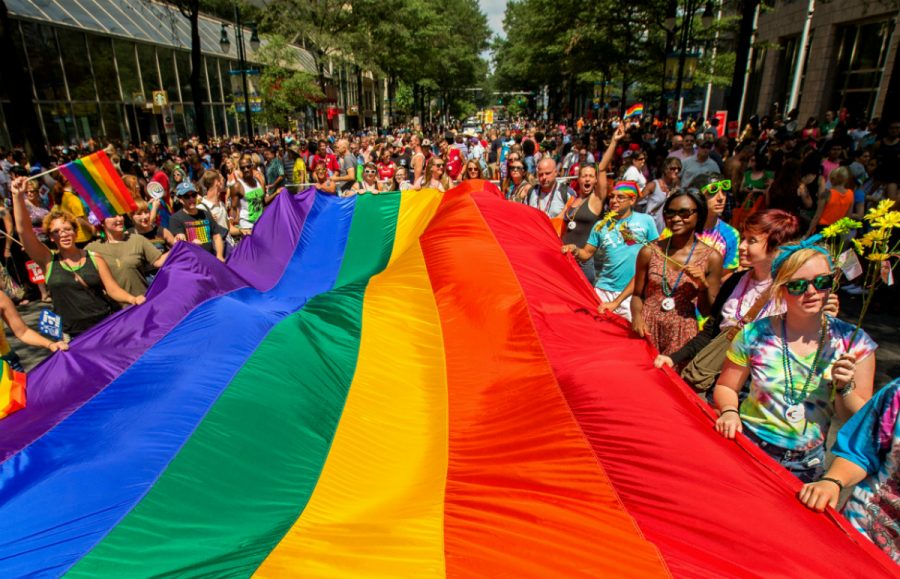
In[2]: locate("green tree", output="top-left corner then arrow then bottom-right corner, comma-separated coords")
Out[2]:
254,34 -> 323,130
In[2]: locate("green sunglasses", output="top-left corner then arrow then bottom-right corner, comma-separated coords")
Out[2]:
784,274 -> 833,296
701,180 -> 731,196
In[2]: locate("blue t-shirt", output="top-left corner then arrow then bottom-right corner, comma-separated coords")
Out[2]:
587,211 -> 659,292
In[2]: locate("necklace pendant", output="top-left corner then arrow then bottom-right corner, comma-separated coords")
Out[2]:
567,220 -> 577,230
784,403 -> 806,424
661,297 -> 676,311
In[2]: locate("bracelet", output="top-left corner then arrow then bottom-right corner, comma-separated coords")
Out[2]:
837,380 -> 856,398
820,476 -> 844,491
720,408 -> 739,417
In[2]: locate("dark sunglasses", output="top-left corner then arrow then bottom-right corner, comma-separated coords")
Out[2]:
433,163 -> 444,168
509,166 -> 525,171
667,166 -> 681,172
239,165 -> 252,170
663,208 -> 698,219
785,274 -> 833,296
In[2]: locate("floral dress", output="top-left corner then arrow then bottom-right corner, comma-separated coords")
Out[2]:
642,239 -> 715,360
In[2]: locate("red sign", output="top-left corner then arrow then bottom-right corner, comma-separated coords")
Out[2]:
726,121 -> 740,139
713,111 -> 728,138
26,260 -> 45,284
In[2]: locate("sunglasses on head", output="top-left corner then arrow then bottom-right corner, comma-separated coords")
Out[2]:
663,208 -> 697,219
785,274 -> 833,295
701,180 -> 731,196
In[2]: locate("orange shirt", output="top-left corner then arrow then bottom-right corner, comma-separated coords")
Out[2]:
818,188 -> 854,226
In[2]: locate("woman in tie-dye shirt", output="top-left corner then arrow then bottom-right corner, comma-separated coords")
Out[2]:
712,243 -> 877,482
799,379 -> 900,563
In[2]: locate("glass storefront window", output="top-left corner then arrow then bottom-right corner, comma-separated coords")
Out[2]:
20,22 -> 66,101
100,104 -> 129,143
157,48 -> 179,103
57,29 -> 97,102
137,44 -> 160,93
72,102 -> 102,141
206,57 -> 224,102
40,102 -> 77,145
115,41 -> 142,104
175,50 -> 196,102
831,20 -> 895,119
88,35 -> 121,102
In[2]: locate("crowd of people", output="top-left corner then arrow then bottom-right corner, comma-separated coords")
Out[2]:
1,109 -> 899,562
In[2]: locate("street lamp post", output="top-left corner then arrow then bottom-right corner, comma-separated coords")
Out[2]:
220,6 -> 260,139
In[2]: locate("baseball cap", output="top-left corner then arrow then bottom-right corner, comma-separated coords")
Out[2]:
175,181 -> 197,197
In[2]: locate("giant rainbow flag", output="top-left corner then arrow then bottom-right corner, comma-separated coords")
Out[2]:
0,182 -> 895,577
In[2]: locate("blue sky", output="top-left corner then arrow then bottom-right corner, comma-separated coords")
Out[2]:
480,0 -> 507,39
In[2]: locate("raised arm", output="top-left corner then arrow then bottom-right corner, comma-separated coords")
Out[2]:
9,177 -> 52,269
598,125 -> 625,174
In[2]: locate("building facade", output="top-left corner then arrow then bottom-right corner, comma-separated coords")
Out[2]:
0,0 -> 327,147
750,0 -> 899,123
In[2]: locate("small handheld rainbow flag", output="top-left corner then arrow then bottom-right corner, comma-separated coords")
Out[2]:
624,103 -> 644,119
0,360 -> 26,420
57,151 -> 138,220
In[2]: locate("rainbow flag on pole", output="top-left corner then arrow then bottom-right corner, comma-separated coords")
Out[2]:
0,360 -> 26,420
57,151 -> 138,220
624,103 -> 644,119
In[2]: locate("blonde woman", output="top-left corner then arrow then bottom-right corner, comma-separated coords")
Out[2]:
713,238 -> 876,482
414,156 -> 451,192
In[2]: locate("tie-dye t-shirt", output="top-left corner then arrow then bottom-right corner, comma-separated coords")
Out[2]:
726,315 -> 877,450
697,219 -> 740,270
833,379 -> 900,563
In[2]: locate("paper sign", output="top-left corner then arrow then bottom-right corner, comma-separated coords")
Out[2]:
146,181 -> 165,200
38,309 -> 62,339
838,249 -> 863,280
882,260 -> 895,286
25,261 -> 44,284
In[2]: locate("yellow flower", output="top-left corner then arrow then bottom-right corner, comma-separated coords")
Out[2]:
592,210 -> 619,232
822,217 -> 863,238
873,211 -> 900,230
852,238 -> 866,254
862,229 -> 888,244
866,199 -> 896,221
867,253 -> 890,262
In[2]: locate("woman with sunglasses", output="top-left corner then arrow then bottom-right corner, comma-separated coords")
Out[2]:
621,150 -> 648,190
390,167 -> 412,192
311,163 -> 338,195
414,156 -> 451,192
713,240 -> 876,482
231,154 -> 266,234
350,163 -> 385,194
10,177 -> 146,339
639,157 -> 682,232
461,160 -> 484,182
632,189 -> 723,359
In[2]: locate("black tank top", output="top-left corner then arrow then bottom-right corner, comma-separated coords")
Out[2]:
46,251 -> 114,336
562,197 -> 601,247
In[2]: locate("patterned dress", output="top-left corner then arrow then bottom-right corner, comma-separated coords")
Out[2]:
642,239 -> 715,360
833,379 -> 900,562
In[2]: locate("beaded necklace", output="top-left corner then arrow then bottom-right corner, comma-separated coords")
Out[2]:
661,236 -> 698,298
780,315 -> 828,407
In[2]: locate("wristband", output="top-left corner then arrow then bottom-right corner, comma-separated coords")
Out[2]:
720,408 -> 739,417
837,380 -> 856,398
820,476 -> 844,491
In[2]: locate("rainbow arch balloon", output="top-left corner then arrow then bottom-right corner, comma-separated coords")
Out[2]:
0,182 -> 894,577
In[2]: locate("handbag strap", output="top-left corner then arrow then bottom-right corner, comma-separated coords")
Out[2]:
725,282 -> 772,340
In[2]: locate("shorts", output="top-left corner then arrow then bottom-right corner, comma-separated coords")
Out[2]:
595,288 -> 632,321
744,428 -> 825,483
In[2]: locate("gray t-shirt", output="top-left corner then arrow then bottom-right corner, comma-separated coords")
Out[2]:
339,152 -> 357,192
527,183 -> 574,218
680,155 -> 721,188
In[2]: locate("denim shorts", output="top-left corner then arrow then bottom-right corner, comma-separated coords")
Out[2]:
744,428 -> 825,483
